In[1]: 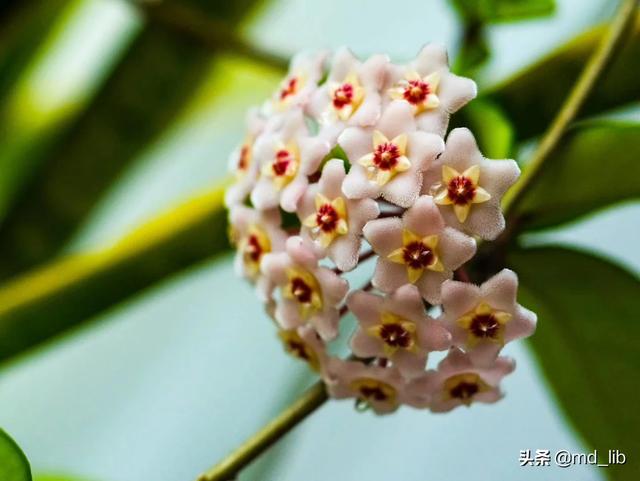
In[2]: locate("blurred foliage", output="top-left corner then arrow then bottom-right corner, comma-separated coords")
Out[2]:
511,246 -> 640,481
0,182 -> 228,363
486,15 -> 640,140
452,98 -> 514,158
0,428 -> 31,481
0,0 -> 266,281
516,120 -> 640,230
450,0 -> 555,74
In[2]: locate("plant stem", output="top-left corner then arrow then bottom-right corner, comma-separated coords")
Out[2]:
198,381 -> 327,481
130,0 -> 289,72
501,0 -> 639,219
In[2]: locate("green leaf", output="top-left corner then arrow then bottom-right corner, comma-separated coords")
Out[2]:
450,0 -> 555,23
0,0 -> 269,280
509,246 -> 640,481
451,98 -> 514,159
515,121 -> 640,231
0,180 -> 229,364
0,428 -> 31,481
485,16 -> 640,140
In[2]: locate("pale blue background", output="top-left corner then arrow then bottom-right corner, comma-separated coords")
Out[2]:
0,0 -> 638,480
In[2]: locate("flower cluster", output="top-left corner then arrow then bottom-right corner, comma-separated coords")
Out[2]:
226,45 -> 537,414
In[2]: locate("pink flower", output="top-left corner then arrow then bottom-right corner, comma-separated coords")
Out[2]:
224,108 -> 268,207
348,284 -> 451,378
324,359 -> 412,414
339,101 -> 444,207
267,50 -> 327,113
363,195 -> 476,304
439,269 -> 537,365
250,109 -> 330,212
423,128 -> 520,240
277,324 -> 331,376
308,47 -> 390,142
297,158 -> 379,272
409,348 -> 515,412
385,44 -> 477,136
261,236 -> 349,340
229,205 -> 287,302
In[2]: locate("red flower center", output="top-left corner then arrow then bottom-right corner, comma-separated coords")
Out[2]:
272,149 -> 293,176
469,313 -> 500,339
403,79 -> 430,105
447,176 -> 476,205
402,241 -> 434,269
359,386 -> 389,401
315,204 -> 339,232
379,323 -> 412,348
237,145 -> 250,171
243,234 -> 263,263
450,381 -> 480,401
373,142 -> 401,171
287,340 -> 310,361
332,83 -> 354,109
290,277 -> 313,304
279,77 -> 298,100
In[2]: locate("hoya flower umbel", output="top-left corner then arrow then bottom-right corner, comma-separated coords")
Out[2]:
298,159 -> 379,271
424,127 -> 520,240
385,43 -> 477,136
270,50 -> 327,112
261,236 -> 348,340
348,284 -> 451,378
440,269 -> 537,364
309,48 -> 389,140
340,101 -> 444,208
408,348 -> 515,412
363,195 -> 476,304
251,109 -> 330,212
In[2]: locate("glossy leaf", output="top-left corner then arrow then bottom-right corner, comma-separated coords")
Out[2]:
485,16 -> 640,140
0,428 -> 31,481
0,0 -> 266,280
509,246 -> 640,480
516,121 -> 640,231
0,181 -> 229,363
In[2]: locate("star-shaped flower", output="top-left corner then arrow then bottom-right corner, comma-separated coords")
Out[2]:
324,359 -> 411,414
261,236 -> 349,340
267,50 -> 328,113
228,205 -> 287,301
251,109 -> 330,212
363,195 -> 476,303
385,44 -> 477,136
339,101 -> 444,207
440,269 -> 537,364
297,159 -> 379,271
423,127 -> 520,240
278,324 -> 330,375
308,48 -> 390,142
348,284 -> 451,378
407,348 -> 515,412
224,108 -> 267,207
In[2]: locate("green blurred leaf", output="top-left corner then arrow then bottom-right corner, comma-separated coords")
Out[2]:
35,475 -> 90,481
509,246 -> 640,480
450,0 -> 555,23
452,98 -> 514,158
486,16 -> 640,140
0,428 -> 31,481
0,181 -> 229,364
0,0 -> 268,280
515,120 -> 640,230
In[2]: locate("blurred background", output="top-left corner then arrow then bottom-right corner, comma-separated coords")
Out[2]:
0,0 -> 638,480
